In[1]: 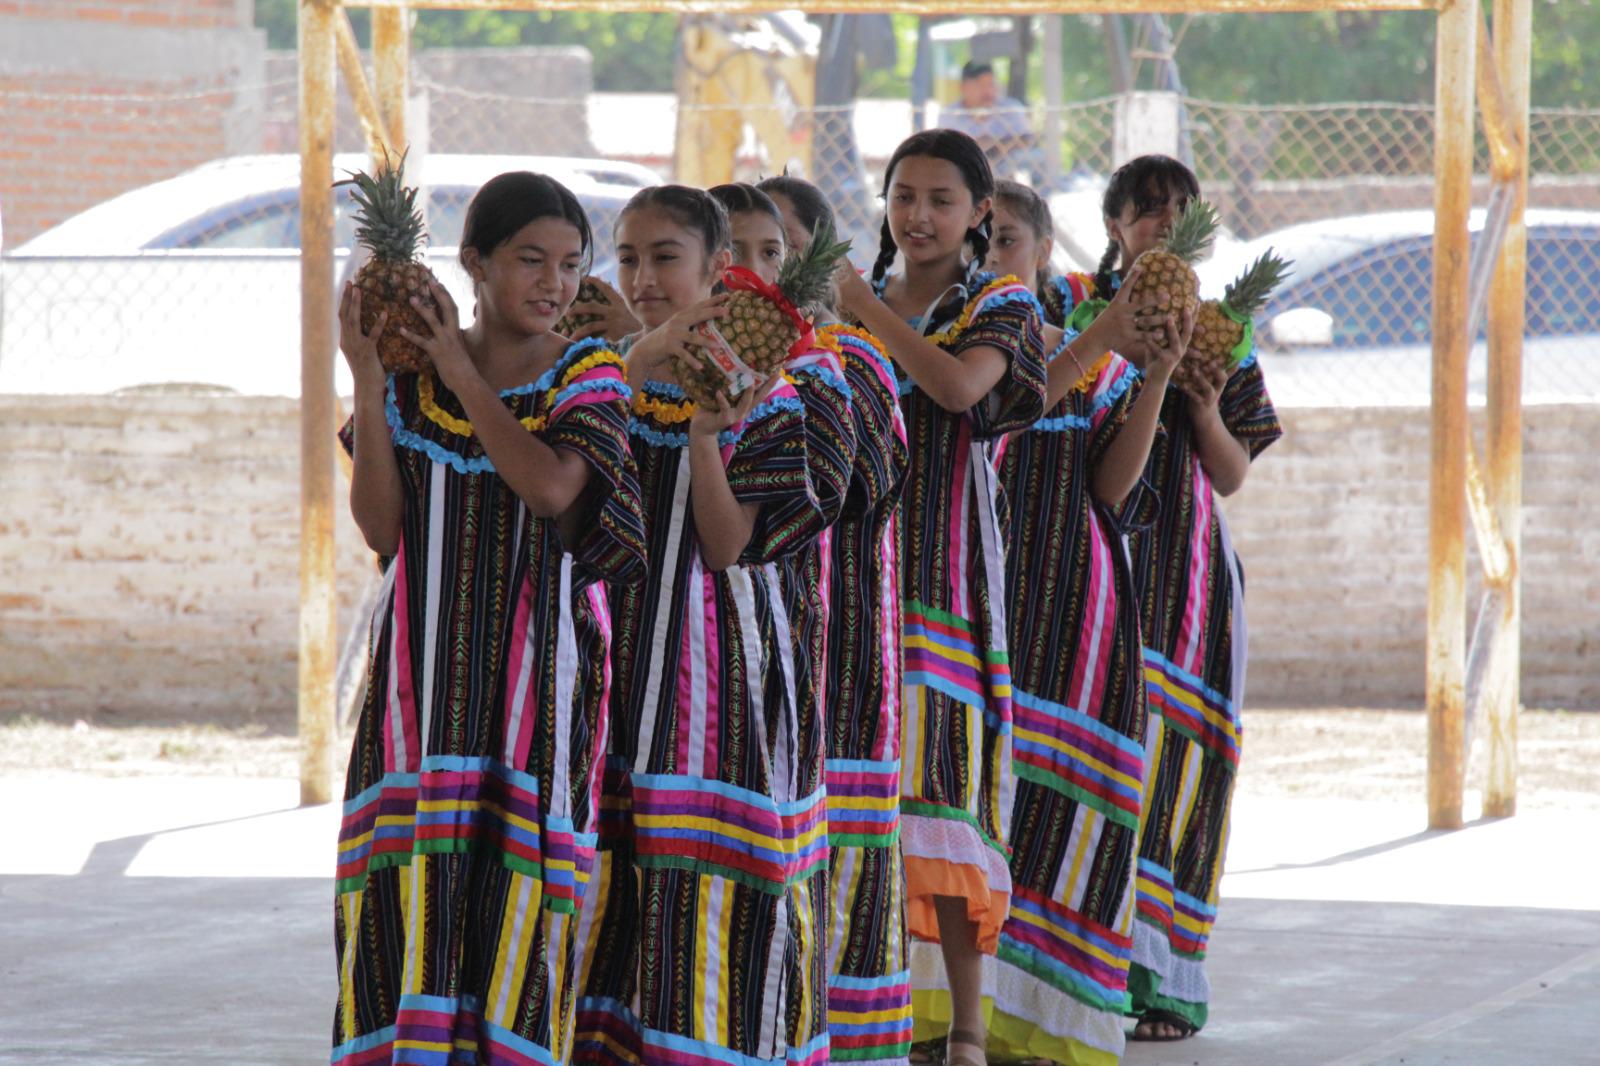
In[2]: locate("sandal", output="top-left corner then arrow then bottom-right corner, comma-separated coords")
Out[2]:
909,1037 -> 947,1066
945,1028 -> 987,1066
1129,1009 -> 1198,1042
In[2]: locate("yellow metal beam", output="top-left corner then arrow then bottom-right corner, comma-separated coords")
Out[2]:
1474,1 -> 1521,183
1483,0 -> 1531,820
336,8 -> 398,162
299,0 -> 339,807
1425,0 -> 1473,832
372,4 -> 410,151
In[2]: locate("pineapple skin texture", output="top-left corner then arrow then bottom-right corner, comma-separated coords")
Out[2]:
674,291 -> 799,407
555,277 -> 609,337
1171,299 -> 1246,391
356,257 -> 441,373
1126,249 -> 1201,325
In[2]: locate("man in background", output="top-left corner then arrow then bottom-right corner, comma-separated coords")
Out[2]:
940,60 -> 1049,185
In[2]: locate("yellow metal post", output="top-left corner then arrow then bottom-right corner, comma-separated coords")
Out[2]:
337,10 -> 397,162
299,0 -> 339,806
1426,0 -> 1474,831
1483,0 -> 1530,819
372,4 -> 410,150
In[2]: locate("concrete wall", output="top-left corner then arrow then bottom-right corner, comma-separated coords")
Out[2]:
0,396 -> 1594,721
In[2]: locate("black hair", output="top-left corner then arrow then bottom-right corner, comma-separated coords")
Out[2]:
616,183 -> 732,263
459,170 -> 593,274
871,128 -> 995,287
961,60 -> 994,82
707,182 -> 785,234
992,179 -> 1053,293
754,174 -> 837,245
1096,153 -> 1201,298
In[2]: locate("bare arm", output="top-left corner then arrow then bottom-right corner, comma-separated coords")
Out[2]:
401,282 -> 593,518
1092,310 -> 1193,508
1043,267 -> 1161,409
340,284 -> 405,555
686,383 -> 764,571
1181,363 -> 1252,496
838,269 -> 1007,414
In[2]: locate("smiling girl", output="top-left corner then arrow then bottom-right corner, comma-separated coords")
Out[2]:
572,185 -> 838,1066
331,171 -> 645,1066
835,130 -> 1047,1066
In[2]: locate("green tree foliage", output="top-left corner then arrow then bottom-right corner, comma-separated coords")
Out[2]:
255,2 -> 1595,107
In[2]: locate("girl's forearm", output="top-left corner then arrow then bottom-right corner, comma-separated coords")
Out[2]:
1044,319 -> 1112,409
450,374 -> 594,517
851,298 -> 1005,413
1091,375 -> 1165,507
687,432 -> 758,570
349,379 -> 405,555
1191,404 -> 1252,496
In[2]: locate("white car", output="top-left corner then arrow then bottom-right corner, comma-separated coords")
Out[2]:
0,153 -> 658,396
1196,209 -> 1600,406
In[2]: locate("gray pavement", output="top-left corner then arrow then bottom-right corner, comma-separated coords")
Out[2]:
3,778 -> 1597,1064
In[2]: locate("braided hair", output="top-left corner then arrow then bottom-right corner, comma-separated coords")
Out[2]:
992,179 -> 1054,294
870,128 -> 996,288
1096,153 -> 1200,298
616,184 -> 732,272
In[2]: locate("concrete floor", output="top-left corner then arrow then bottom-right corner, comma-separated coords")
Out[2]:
3,778 -> 1597,1065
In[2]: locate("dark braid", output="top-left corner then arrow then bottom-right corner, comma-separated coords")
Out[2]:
872,128 -> 997,289
1098,153 -> 1200,298
1092,238 -> 1121,302
964,213 -> 993,287
871,218 -> 898,286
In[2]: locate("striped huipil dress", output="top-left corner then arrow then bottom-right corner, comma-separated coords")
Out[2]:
572,346 -> 846,1066
876,273 -> 1046,1036
332,339 -> 646,1066
814,324 -> 914,1065
984,338 -> 1150,1066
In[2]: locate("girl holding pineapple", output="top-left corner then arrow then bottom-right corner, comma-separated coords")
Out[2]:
977,179 -> 1192,1065
759,173 -> 917,1066
833,129 -> 1047,1066
572,184 -> 844,1066
1067,155 -> 1284,1042
332,169 -> 646,1066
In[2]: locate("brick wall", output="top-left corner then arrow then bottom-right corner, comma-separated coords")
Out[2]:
1,396 -> 1594,722
0,1 -> 264,246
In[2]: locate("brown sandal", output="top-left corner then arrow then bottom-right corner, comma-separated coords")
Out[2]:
944,1028 -> 987,1066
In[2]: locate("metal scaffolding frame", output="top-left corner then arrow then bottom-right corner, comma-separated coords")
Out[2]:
295,0 -> 1533,832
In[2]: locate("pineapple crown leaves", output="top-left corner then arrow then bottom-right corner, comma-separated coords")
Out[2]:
1162,199 -> 1220,265
334,149 -> 426,261
1223,249 -> 1295,317
776,218 -> 854,312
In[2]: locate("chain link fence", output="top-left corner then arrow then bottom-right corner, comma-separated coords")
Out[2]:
3,72 -> 1597,405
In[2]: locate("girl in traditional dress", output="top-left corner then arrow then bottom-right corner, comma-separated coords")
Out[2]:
332,172 -> 646,1066
1061,155 -> 1283,1043
759,173 -> 915,1066
572,185 -> 837,1066
980,179 -> 1188,1066
834,129 -> 1047,1066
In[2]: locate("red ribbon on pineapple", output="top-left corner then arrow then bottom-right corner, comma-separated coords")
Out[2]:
721,266 -> 817,361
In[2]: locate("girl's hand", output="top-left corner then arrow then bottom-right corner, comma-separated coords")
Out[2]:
1180,361 -> 1230,411
1088,265 -> 1165,368
834,263 -> 876,317
338,282 -> 388,388
567,277 -> 641,341
397,280 -> 474,386
1141,306 -> 1195,387
628,294 -> 732,380
689,366 -> 767,438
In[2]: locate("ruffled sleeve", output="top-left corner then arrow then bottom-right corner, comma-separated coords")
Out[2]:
821,324 -> 908,517
1218,348 -> 1284,460
783,338 -> 857,527
943,275 -> 1048,439
544,339 -> 647,584
721,378 -> 825,565
1041,272 -> 1099,330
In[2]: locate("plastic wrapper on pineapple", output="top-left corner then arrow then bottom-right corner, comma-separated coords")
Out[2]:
555,276 -> 618,337
673,265 -> 816,408
1171,302 -> 1256,392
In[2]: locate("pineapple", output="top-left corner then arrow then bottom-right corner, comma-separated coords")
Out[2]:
671,219 -> 854,407
1122,199 -> 1219,330
1171,250 -> 1293,391
555,276 -> 621,338
338,152 -> 440,374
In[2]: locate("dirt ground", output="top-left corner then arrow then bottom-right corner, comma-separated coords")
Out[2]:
2,706 -> 1596,810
